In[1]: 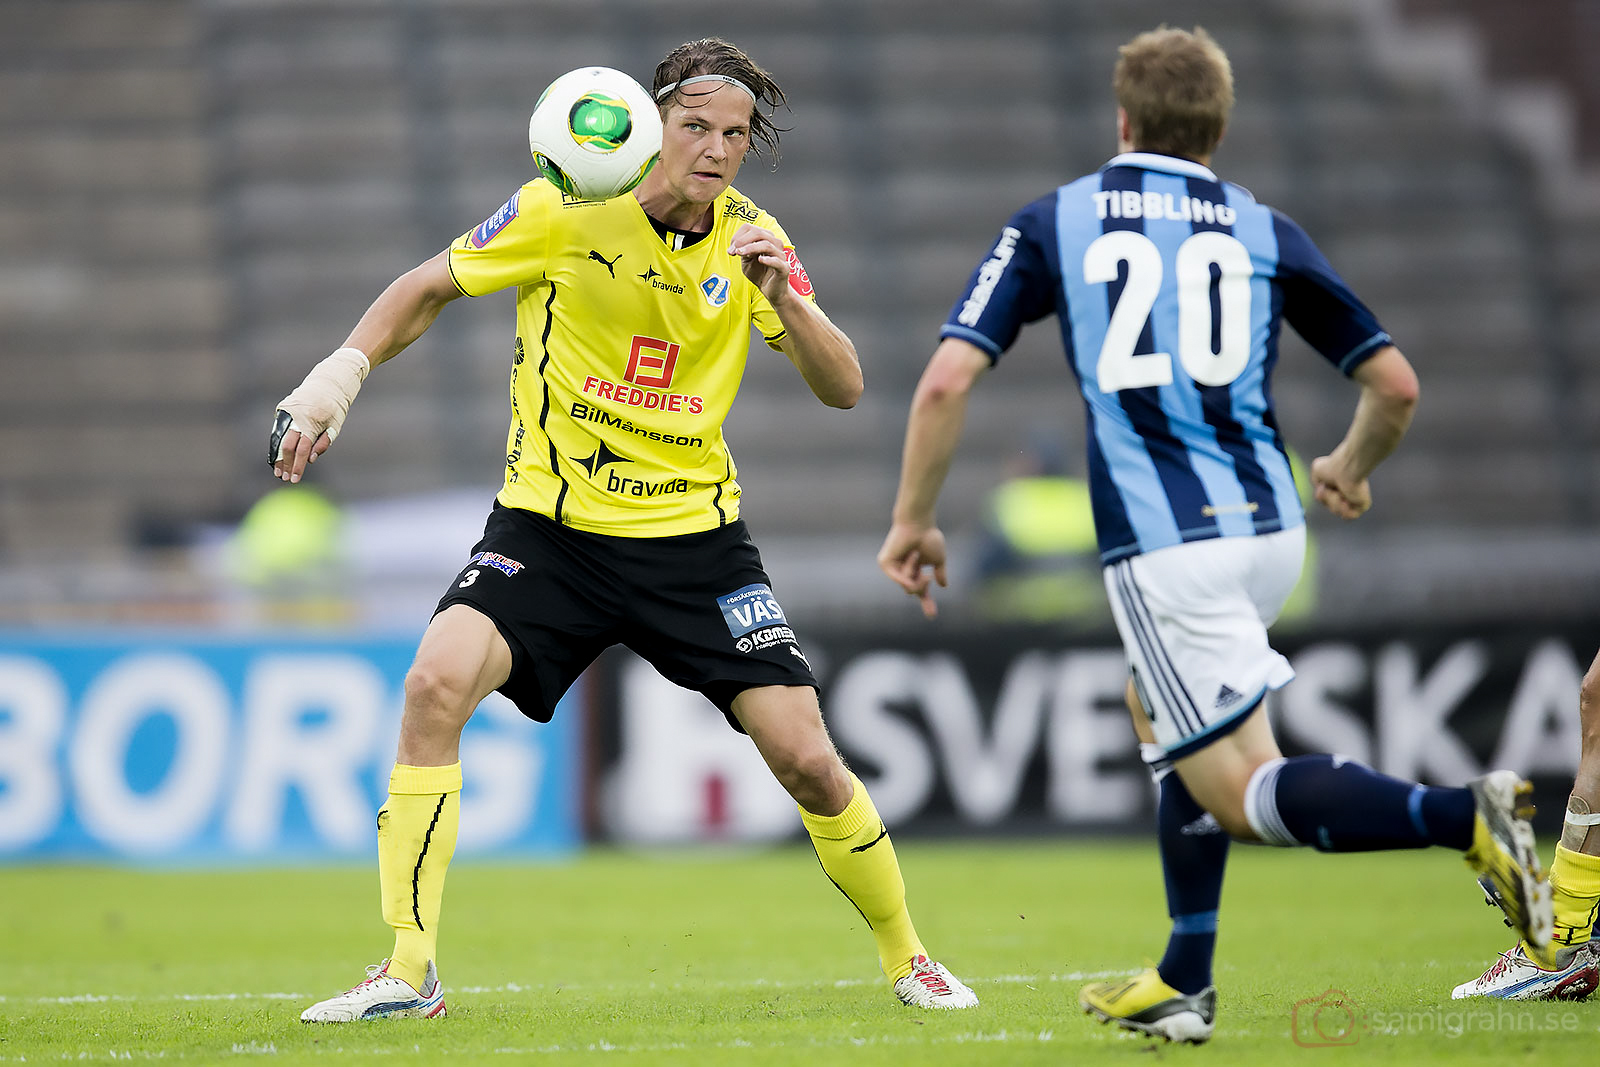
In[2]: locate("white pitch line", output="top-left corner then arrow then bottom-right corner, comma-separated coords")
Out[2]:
3,969 -> 1139,1007
0,1030 -> 1069,1062
3,992 -> 312,1005
480,1029 -> 1065,1055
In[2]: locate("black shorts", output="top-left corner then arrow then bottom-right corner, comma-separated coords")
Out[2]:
434,503 -> 817,729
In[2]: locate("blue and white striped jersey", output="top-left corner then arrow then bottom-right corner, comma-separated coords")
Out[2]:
942,152 -> 1391,564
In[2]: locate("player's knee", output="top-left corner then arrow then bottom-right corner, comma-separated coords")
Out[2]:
773,745 -> 849,813
403,659 -> 477,724
774,745 -> 840,792
1580,659 -> 1600,745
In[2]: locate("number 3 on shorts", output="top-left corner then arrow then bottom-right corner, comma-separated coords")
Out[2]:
458,568 -> 479,589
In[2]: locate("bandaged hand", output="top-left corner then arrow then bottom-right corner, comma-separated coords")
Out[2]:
269,346 -> 370,480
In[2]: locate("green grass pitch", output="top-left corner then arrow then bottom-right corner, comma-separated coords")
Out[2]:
2,840 -> 1594,1064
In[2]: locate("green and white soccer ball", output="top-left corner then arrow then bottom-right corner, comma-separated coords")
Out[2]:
528,67 -> 662,201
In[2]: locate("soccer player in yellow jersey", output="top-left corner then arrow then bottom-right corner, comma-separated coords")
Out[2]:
272,38 -> 978,1022
1455,647 -> 1600,1000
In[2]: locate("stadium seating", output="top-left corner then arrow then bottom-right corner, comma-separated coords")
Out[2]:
0,0 -> 231,567
1,0 -> 1596,620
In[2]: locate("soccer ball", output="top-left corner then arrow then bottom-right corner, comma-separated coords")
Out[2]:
528,67 -> 662,201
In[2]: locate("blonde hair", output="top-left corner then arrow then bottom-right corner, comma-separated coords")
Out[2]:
1113,26 -> 1234,161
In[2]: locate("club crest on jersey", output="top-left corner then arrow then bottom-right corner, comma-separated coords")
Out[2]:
700,274 -> 731,307
468,191 -> 521,248
717,583 -> 788,637
783,246 -> 813,297
468,551 -> 524,577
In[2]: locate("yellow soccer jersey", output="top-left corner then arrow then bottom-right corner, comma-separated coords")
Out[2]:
448,179 -> 825,537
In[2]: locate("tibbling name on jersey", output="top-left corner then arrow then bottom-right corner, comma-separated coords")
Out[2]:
1091,190 -> 1237,225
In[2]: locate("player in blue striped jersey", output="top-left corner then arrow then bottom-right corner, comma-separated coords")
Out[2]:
879,25 -> 1552,1043
946,169 -> 1385,563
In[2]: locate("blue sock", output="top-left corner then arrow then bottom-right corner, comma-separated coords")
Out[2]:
1248,755 -> 1475,852
1154,770 -> 1229,995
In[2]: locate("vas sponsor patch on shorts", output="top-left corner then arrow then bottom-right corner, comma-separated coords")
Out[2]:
717,583 -> 788,637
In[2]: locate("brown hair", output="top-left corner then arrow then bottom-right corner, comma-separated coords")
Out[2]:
1113,26 -> 1234,161
652,37 -> 789,162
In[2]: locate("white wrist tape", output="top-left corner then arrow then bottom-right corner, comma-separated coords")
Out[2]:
272,347 -> 370,461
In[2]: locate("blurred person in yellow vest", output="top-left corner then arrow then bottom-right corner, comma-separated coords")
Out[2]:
1276,447 -> 1316,624
975,436 -> 1315,626
974,430 -> 1105,625
226,485 -> 354,624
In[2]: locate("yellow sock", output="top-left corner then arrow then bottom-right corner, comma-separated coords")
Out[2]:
799,773 -> 926,982
378,762 -> 461,990
1550,844 -> 1600,947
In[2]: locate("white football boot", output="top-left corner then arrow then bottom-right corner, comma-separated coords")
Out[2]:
893,954 -> 980,1009
1451,941 -> 1600,1001
300,959 -> 447,1022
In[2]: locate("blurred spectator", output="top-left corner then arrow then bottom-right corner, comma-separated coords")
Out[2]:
973,431 -> 1105,625
974,434 -> 1318,627
225,486 -> 353,624
1277,448 -> 1318,626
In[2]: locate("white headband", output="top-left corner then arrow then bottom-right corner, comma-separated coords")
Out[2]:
655,74 -> 757,103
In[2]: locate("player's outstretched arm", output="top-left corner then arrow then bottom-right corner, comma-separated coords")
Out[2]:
775,299 -> 862,409
878,338 -> 990,617
729,223 -> 862,408
270,250 -> 464,482
1310,344 -> 1419,520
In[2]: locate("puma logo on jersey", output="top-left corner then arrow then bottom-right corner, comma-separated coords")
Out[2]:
588,250 -> 620,276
